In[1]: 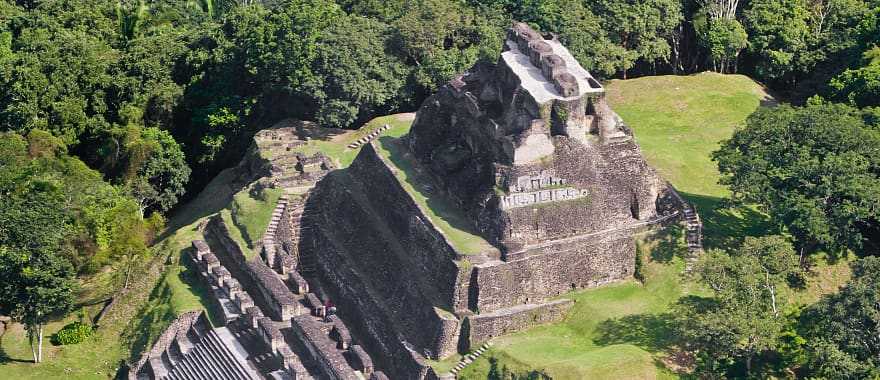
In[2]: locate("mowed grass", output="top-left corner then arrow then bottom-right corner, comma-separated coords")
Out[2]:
457,73 -> 776,379
608,73 -> 776,249
374,122 -> 498,256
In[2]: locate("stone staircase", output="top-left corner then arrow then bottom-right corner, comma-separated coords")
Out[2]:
163,328 -> 259,380
261,194 -> 290,264
680,197 -> 703,272
449,342 -> 492,377
347,124 -> 392,149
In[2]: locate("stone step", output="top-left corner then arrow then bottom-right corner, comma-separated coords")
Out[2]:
187,338 -> 220,380
178,350 -> 203,380
193,345 -> 223,380
203,330 -> 247,380
208,328 -> 258,380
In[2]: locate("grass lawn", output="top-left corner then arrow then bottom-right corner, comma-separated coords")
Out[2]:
374,122 -> 498,256
454,73 -> 805,379
229,186 -> 285,249
607,72 -> 776,249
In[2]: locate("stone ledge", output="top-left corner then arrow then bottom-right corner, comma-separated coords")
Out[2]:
464,299 -> 573,350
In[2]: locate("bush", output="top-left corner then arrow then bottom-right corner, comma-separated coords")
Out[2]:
52,322 -> 93,345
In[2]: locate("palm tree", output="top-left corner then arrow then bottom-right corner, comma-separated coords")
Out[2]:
116,0 -> 148,41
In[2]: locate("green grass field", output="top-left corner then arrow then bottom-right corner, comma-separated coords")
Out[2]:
452,73 -> 820,379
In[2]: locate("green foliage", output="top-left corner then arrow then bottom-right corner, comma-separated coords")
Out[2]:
829,47 -> 880,107
697,17 -> 748,73
52,321 -> 93,345
310,14 -> 408,128
591,0 -> 682,77
675,236 -> 800,376
713,103 -> 880,255
0,245 -> 77,362
0,131 -> 159,275
799,256 -> 880,378
393,0 -> 504,91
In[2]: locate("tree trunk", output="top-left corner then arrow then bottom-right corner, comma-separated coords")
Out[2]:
124,256 -> 133,289
746,354 -> 753,376
29,327 -> 37,363
37,324 -> 43,363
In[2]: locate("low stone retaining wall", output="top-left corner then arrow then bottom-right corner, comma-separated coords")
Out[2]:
205,215 -> 302,321
464,299 -> 573,350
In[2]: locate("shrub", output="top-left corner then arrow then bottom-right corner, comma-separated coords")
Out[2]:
53,322 -> 93,345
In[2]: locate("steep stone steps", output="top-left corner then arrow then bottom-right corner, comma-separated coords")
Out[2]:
449,341 -> 493,377
203,329 -> 252,380
161,327 -> 259,380
347,124 -> 392,149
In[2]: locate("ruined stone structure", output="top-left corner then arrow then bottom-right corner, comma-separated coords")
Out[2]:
133,22 -> 694,380
297,22 -> 688,378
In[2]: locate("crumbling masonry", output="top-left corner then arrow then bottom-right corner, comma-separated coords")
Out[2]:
131,22 -> 693,380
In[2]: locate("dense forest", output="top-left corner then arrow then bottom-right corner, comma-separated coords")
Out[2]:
0,0 -> 878,378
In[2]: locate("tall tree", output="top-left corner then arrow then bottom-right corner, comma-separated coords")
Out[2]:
0,246 -> 76,363
590,0 -> 683,78
799,256 -> 880,378
308,14 -> 409,128
675,236 -> 800,376
713,103 -> 880,255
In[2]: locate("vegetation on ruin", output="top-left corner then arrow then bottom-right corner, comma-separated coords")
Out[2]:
373,122 -> 498,256
0,0 -> 879,378
229,186 -> 286,252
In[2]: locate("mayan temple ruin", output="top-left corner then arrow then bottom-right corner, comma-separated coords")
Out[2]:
129,22 -> 696,380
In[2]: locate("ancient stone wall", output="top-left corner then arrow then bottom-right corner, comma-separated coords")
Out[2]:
305,169 -> 462,359
205,216 -> 301,321
472,234 -> 635,313
300,207 -> 438,379
129,311 -> 209,380
349,143 -> 468,311
464,299 -> 573,349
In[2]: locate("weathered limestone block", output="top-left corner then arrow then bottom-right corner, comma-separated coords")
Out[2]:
287,270 -> 309,295
473,235 -> 634,313
291,315 -> 361,380
258,317 -> 284,352
201,253 -> 219,274
192,240 -> 210,260
348,345 -> 373,376
464,299 -> 573,349
305,293 -> 324,317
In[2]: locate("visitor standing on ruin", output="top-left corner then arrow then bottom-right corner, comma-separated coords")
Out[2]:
325,299 -> 336,321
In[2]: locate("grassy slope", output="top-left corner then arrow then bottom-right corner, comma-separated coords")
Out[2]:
455,73 -> 850,379
373,123 -> 497,256
0,167 -> 240,378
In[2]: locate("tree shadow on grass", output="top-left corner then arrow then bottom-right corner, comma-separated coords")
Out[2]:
593,313 -> 679,353
0,338 -> 33,364
121,272 -> 179,363
679,192 -> 775,250
647,225 -> 689,263
175,250 -> 224,326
